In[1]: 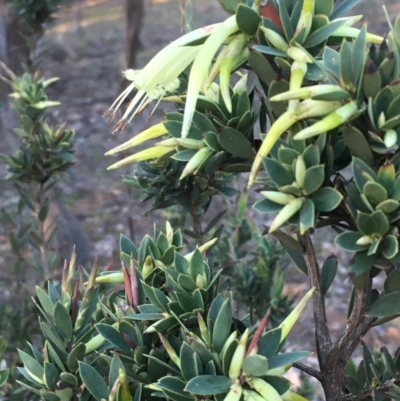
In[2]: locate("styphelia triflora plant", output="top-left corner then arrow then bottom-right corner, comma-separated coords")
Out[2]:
14,223 -> 314,401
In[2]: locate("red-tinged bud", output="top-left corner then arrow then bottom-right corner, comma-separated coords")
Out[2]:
260,2 -> 283,33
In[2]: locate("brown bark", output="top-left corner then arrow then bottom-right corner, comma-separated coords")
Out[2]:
119,0 -> 145,91
298,232 -> 374,401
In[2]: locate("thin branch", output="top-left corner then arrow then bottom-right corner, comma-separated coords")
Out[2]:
340,315 -> 374,363
298,232 -> 332,360
335,287 -> 369,361
293,362 -> 322,382
341,379 -> 400,400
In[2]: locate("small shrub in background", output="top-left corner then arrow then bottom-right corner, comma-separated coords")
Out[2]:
0,64 -> 75,399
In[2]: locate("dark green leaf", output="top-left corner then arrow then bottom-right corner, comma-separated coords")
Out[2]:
321,255 -> 338,296
218,128 -> 253,159
185,376 -> 233,395
263,158 -> 293,186
18,350 -> 44,383
212,297 -> 233,353
53,302 -> 72,341
180,343 -> 197,381
95,324 -> 131,354
384,269 -> 400,294
242,355 -> 269,377
303,165 -> 325,195
157,376 -> 194,401
79,362 -> 110,401
120,234 -> 138,259
343,126 -> 373,166
43,362 -> 59,391
257,328 -> 282,359
312,187 -> 343,212
268,352 -> 311,370
262,376 -> 291,395
367,291 -> 400,317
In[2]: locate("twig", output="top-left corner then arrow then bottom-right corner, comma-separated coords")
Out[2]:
341,379 -> 400,400
298,232 -> 332,360
293,362 -> 322,381
337,287 -> 367,351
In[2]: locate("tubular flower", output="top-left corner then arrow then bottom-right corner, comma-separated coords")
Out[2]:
248,99 -> 342,188
105,23 -> 223,132
182,14 -> 240,137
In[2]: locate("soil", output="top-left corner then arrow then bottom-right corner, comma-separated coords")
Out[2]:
1,0 -> 400,399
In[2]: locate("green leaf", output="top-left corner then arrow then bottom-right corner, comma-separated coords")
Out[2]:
53,302 -> 72,341
349,251 -> 376,282
109,354 -> 124,387
79,362 -> 109,401
377,199 -> 399,215
0,369 -> 9,387
305,18 -> 348,48
120,234 -> 138,259
253,199 -> 283,214
334,231 -> 368,252
180,343 -> 197,381
252,45 -> 287,58
356,211 -> 388,237
222,339 -> 238,376
36,286 -> 55,317
343,126 -> 373,166
381,235 -> 399,260
242,355 -> 269,377
148,349 -> 168,382
384,269 -> 400,294
204,132 -> 222,151
172,150 -> 198,162
257,328 -> 282,359
236,4 -> 261,36
95,324 -> 131,354
189,249 -> 205,281
157,376 -> 194,401
56,387 -> 73,401
60,372 -> 78,388
321,255 -> 338,296
330,0 -> 362,19
299,199 -> 315,234
271,232 -> 307,274
351,25 -> 367,89
262,376 -> 291,396
352,157 -> 376,193
303,165 -> 325,195
212,297 -> 233,354
43,362 -> 59,391
263,158 -> 293,187
312,187 -> 343,212
248,50 -> 277,86
185,376 -> 233,395
218,128 -> 253,159
124,312 -> 164,320
366,291 -> 400,317
40,390 -> 62,401
268,351 -> 311,370
302,145 -> 320,168
18,350 -> 44,384
363,181 -> 388,206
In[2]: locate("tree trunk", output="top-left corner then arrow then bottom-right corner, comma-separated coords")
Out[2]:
119,0 -> 145,91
